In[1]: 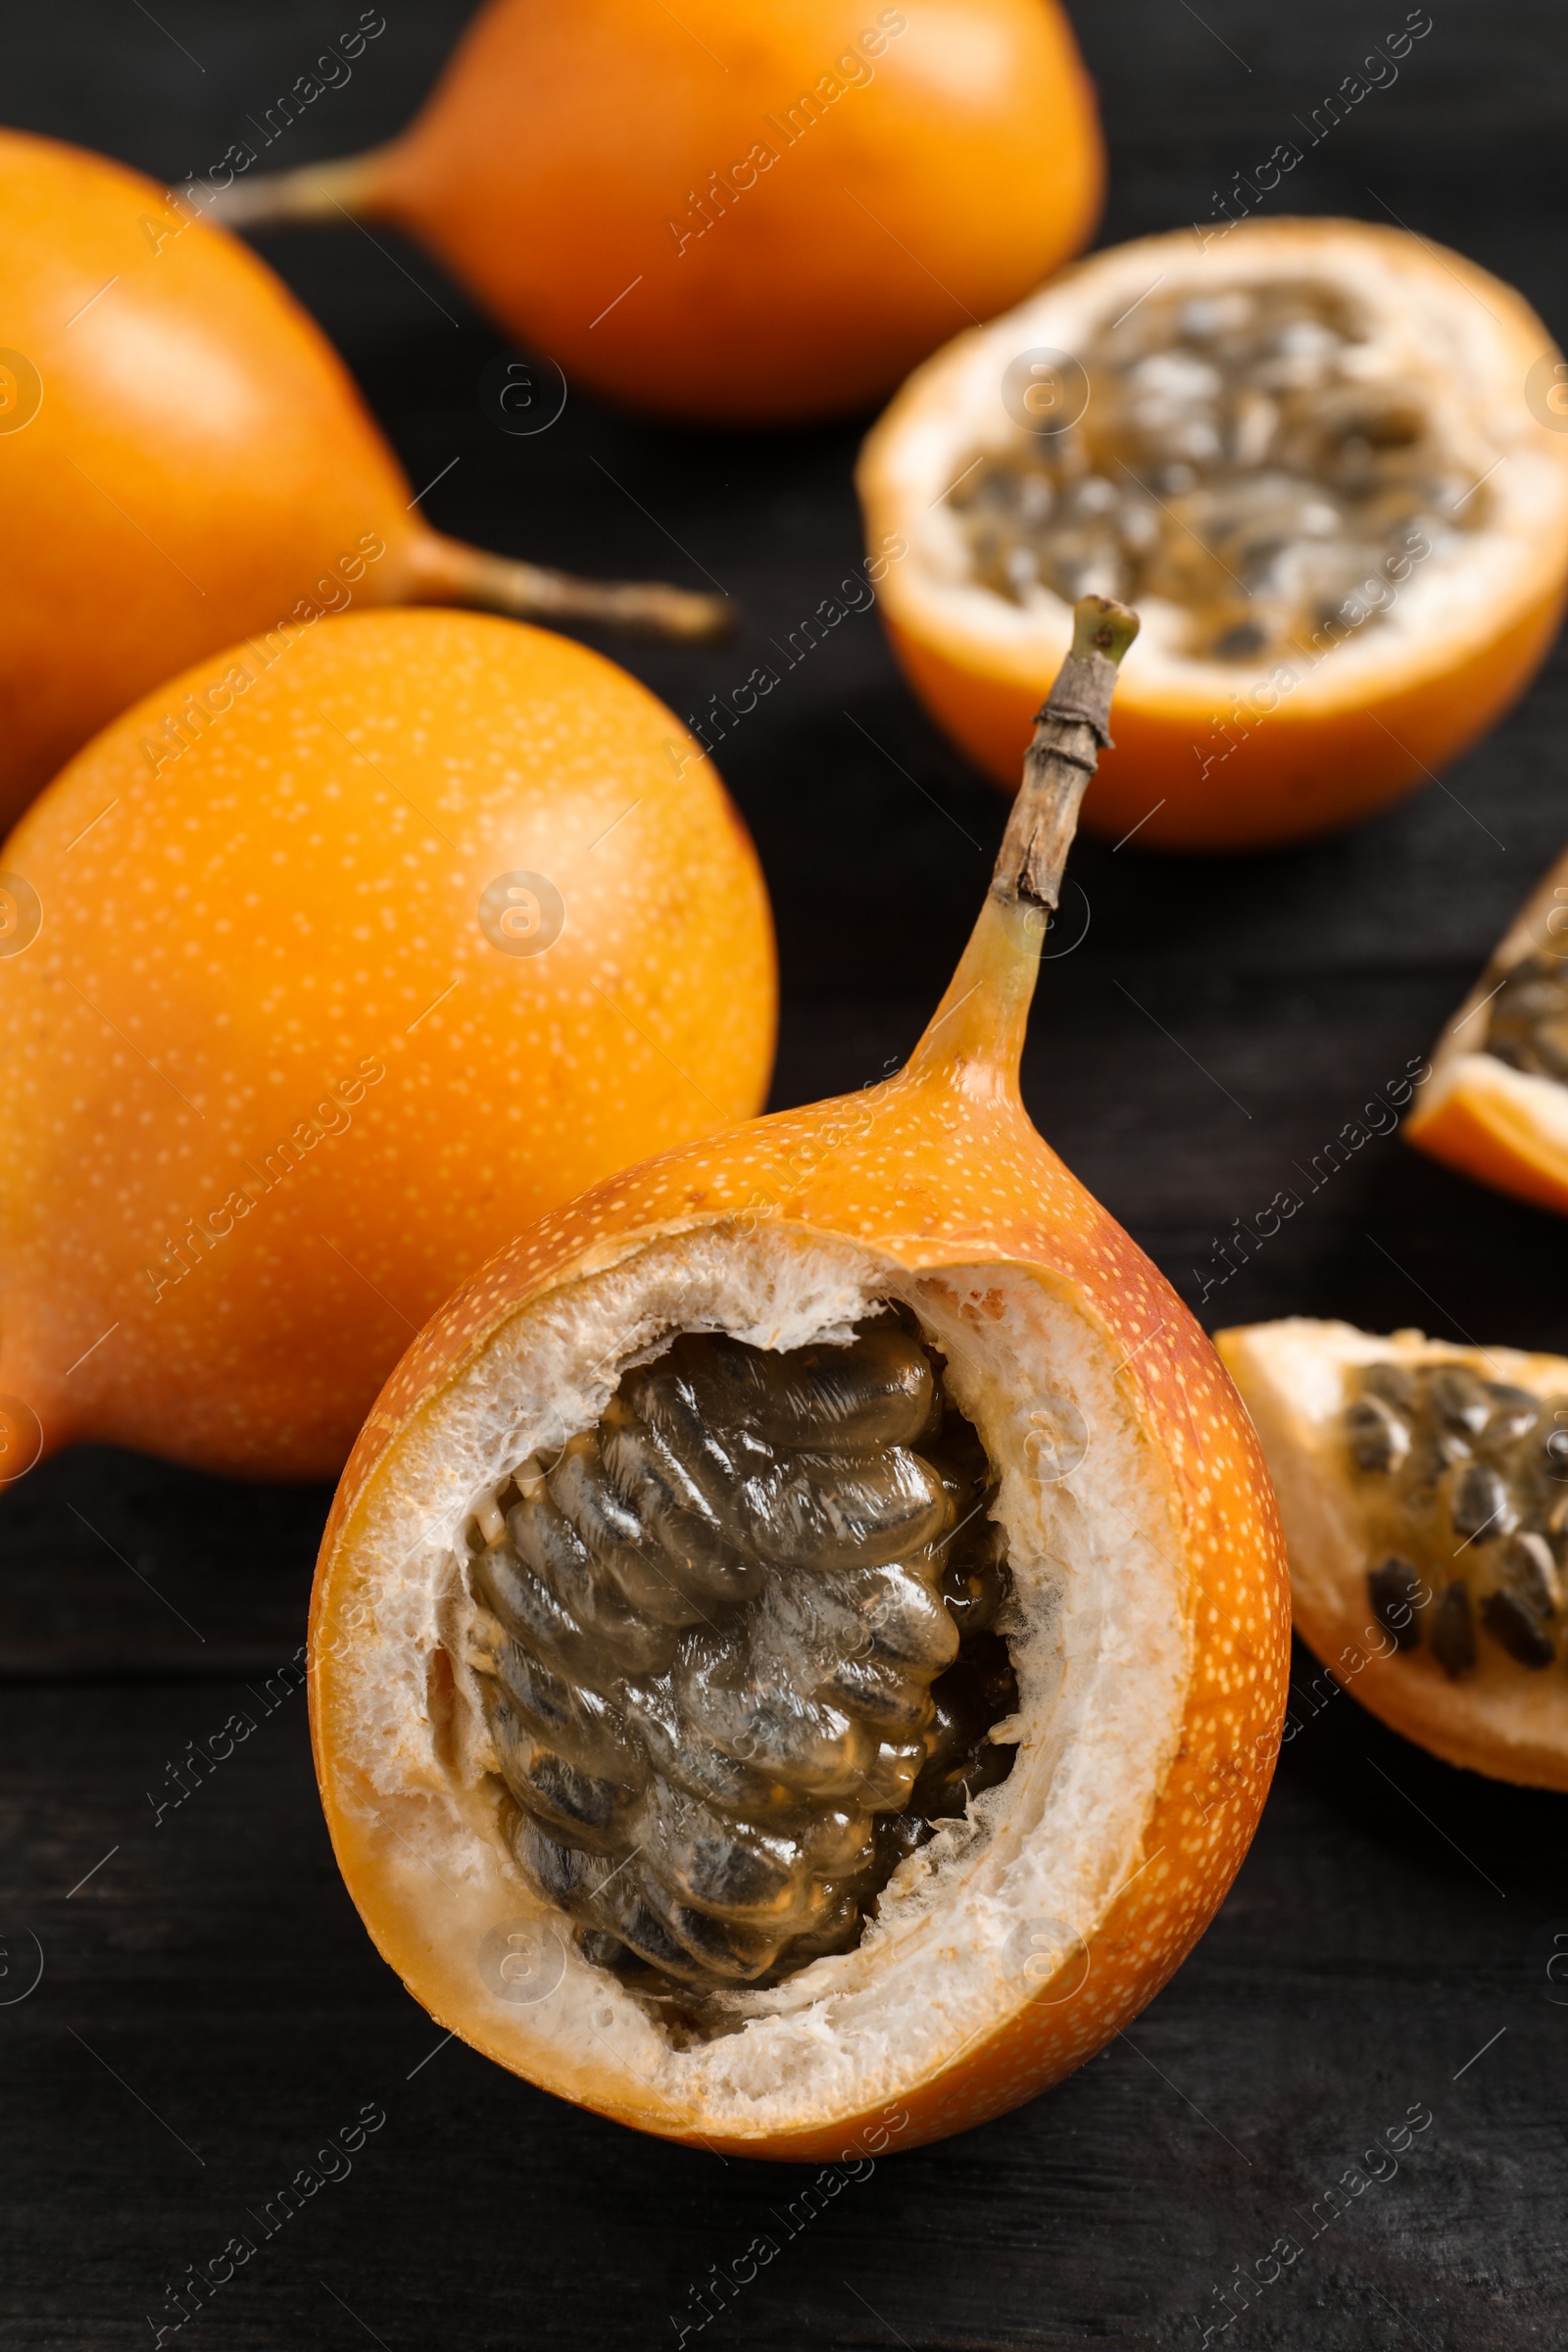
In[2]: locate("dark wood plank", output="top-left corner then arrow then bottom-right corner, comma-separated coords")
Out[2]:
3,2 -> 1567,2344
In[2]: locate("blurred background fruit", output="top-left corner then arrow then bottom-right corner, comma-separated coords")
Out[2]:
858,219 -> 1568,850
218,0 -> 1104,427
0,610 -> 775,1478
0,130 -> 727,829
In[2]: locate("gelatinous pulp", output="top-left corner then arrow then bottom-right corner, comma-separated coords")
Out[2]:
1348,1360 -> 1567,1678
955,280 -> 1483,663
465,1312 -> 1018,1999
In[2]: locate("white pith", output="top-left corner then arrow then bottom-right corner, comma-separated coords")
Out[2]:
1219,1317 -> 1568,1788
863,220 -> 1568,707
320,1221 -> 1190,2137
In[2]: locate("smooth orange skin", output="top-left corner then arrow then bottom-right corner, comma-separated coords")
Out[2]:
884,582 -> 1568,854
1406,1081 -> 1568,1216
0,130 -> 466,823
311,910 -> 1289,2156
358,0 -> 1102,426
0,610 -> 775,1479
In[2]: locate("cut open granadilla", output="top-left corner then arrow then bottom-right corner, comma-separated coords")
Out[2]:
858,219 -> 1568,850
310,600 -> 1289,2157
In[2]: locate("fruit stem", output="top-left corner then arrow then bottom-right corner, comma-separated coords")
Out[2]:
992,595 -> 1140,914
204,151 -> 391,229
406,531 -> 736,646
906,596 -> 1137,1093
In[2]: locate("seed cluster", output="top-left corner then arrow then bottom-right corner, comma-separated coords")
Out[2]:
1347,1361 -> 1568,1676
466,1313 -> 1016,1997
955,279 -> 1482,663
1484,951 -> 1568,1081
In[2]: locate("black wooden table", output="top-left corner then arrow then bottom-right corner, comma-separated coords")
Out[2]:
6,5 -> 1566,2345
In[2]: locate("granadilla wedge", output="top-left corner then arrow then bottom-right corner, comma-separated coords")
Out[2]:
1219,1317 -> 1568,1788
1406,842 -> 1568,1215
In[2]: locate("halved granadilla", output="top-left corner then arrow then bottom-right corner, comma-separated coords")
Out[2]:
1218,1317 -> 1568,1788
858,218 -> 1568,851
309,600 -> 1289,2158
1406,842 -> 1568,1215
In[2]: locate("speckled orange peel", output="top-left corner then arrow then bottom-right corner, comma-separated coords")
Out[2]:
858,219 -> 1568,852
309,596 -> 1290,2160
1217,1320 -> 1568,1790
0,130 -> 729,830
211,0 -> 1103,430
0,609 -> 774,1482
1405,843 -> 1568,1214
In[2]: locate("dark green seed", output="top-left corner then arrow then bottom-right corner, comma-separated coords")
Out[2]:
1486,956 -> 1568,1080
942,1515 -> 1007,1636
1481,1590 -> 1556,1670
490,1705 -> 641,1854
1499,1531 -> 1560,1618
1481,1386 -> 1540,1446
1345,1395 -> 1410,1474
1430,1583 -> 1478,1679
1363,1363 -> 1418,1411
1429,1367 -> 1493,1437
494,1639 -> 645,1788
1449,1461 -> 1515,1543
1367,1556 -> 1425,1650
670,1323 -> 937,1452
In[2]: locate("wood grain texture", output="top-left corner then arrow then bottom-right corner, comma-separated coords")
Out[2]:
3,1 -> 1566,2342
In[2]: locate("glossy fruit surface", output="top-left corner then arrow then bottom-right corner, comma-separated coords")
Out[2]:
0,130 -> 724,828
1406,843 -> 1568,1214
309,602 -> 1289,2157
1219,1318 -> 1568,1789
0,611 -> 774,1480
858,219 -> 1568,850
220,0 -> 1102,427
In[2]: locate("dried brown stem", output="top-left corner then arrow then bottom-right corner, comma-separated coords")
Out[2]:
990,596 -> 1140,910
205,153 -> 387,229
409,534 -> 736,646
